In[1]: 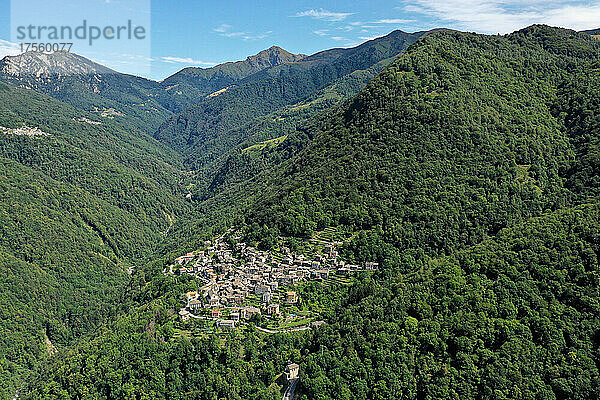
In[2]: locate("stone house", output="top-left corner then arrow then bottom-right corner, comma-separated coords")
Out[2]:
262,292 -> 272,303
266,303 -> 280,316
188,299 -> 202,312
240,306 -> 261,319
285,363 -> 299,381
285,291 -> 298,304
216,319 -> 235,329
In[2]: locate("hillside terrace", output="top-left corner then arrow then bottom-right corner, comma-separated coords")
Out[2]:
168,230 -> 378,332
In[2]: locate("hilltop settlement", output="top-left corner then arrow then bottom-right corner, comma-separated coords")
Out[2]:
167,230 -> 378,333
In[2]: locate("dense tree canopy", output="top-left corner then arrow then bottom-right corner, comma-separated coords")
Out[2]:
2,25 -> 600,400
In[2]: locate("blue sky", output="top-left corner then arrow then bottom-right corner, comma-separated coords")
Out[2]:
1,0 -> 599,80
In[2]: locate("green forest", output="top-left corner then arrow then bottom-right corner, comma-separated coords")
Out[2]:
0,25 -> 599,399
0,80 -> 192,397
25,204 -> 600,400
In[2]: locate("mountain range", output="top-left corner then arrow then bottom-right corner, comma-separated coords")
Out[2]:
163,45 -> 306,99
0,45 -> 308,132
0,25 -> 599,400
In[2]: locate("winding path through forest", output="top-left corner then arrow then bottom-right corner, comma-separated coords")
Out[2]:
256,325 -> 311,334
282,378 -> 298,400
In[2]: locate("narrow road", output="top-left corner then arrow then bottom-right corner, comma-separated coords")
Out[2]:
283,378 -> 298,400
256,325 -> 311,334
13,385 -> 22,400
188,313 -> 209,320
162,212 -> 174,237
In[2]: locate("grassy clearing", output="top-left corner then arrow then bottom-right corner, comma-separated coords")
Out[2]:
241,135 -> 287,157
173,328 -> 192,339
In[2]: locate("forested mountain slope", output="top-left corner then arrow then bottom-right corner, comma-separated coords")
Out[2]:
6,25 -> 600,400
22,204 -> 600,400
0,82 -> 191,397
0,81 -> 188,223
0,52 -> 177,132
153,30 -> 424,172
196,56 -> 400,199
244,26 -> 600,258
0,47 -> 310,133
582,28 -> 600,35
556,70 -> 600,200
294,203 -> 600,400
162,46 -> 306,109
0,159 -> 141,398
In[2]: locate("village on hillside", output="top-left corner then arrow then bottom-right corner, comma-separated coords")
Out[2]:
167,229 -> 379,334
0,125 -> 50,136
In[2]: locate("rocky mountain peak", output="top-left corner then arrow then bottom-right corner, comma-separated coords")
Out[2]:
0,51 -> 116,77
244,46 -> 306,69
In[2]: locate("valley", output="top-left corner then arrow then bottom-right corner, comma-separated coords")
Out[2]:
0,23 -> 599,400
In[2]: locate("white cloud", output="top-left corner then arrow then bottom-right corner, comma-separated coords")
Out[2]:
401,0 -> 600,33
161,56 -> 216,66
221,31 -> 246,38
371,19 -> 416,24
213,24 -> 271,41
543,4 -> 600,30
0,40 -> 21,59
213,24 -> 232,33
117,53 -> 154,62
313,29 -> 329,36
331,36 -> 348,41
294,9 -> 354,22
358,35 -> 386,41
213,24 -> 245,37
242,31 -> 272,41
